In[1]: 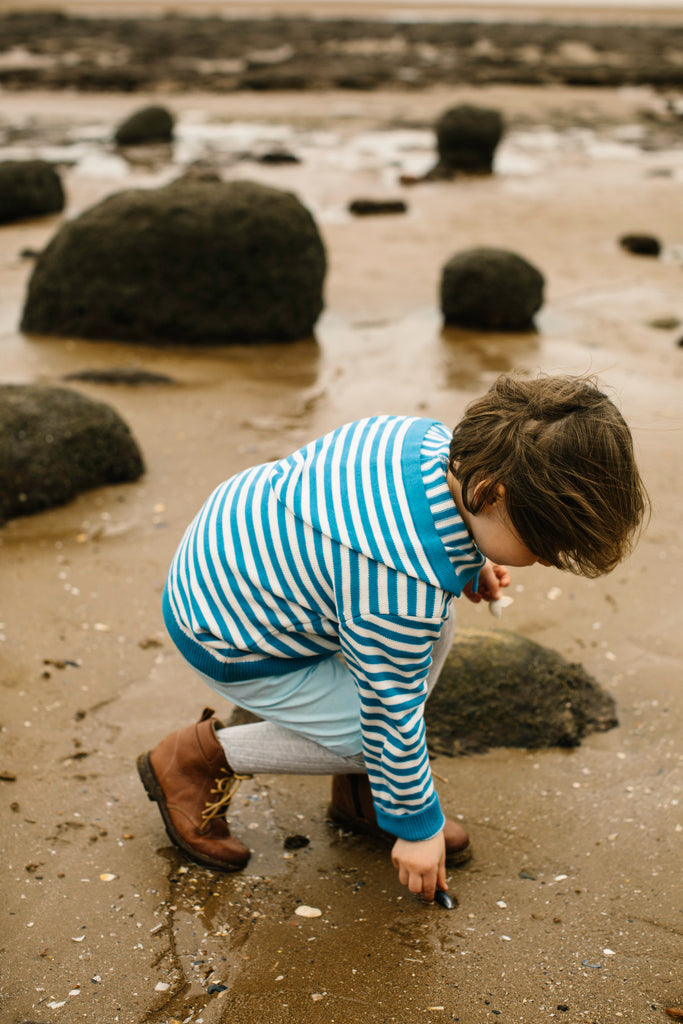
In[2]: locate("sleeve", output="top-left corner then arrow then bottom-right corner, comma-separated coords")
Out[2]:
337,611 -> 447,842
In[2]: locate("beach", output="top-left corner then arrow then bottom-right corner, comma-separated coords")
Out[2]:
1,8 -> 682,1023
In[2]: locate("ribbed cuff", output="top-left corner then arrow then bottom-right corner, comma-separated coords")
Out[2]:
375,790 -> 445,842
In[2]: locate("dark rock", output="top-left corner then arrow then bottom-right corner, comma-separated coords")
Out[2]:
283,834 -> 310,850
114,104 -> 174,145
0,159 -> 64,224
63,367 -> 175,386
348,198 -> 408,216
424,627 -> 617,756
440,246 -> 544,331
255,150 -> 301,164
20,178 -> 327,345
428,104 -> 505,178
0,384 -> 144,523
619,233 -> 661,256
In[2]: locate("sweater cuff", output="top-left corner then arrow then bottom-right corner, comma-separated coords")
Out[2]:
375,791 -> 445,842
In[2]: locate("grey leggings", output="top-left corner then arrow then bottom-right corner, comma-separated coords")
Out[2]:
215,612 -> 456,776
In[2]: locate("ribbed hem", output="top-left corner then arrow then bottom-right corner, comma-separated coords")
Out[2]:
375,790 -> 445,842
162,585 -> 328,683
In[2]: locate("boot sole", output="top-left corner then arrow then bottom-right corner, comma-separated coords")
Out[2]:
327,804 -> 473,867
137,751 -> 249,873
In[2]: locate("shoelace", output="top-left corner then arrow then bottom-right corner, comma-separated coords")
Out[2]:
199,769 -> 252,832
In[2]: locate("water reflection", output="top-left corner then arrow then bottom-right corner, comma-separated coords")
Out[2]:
438,324 -> 541,390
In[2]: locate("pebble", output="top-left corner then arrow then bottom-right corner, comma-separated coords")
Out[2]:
434,888 -> 454,910
295,905 -> 322,917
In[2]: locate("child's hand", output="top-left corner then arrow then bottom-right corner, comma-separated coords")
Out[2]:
463,560 -> 510,604
391,832 -> 447,902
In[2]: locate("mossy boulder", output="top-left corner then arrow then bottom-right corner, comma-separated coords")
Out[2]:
20,178 -> 327,344
425,627 -> 617,756
0,159 -> 65,224
0,384 -> 144,523
114,104 -> 175,145
428,104 -> 505,178
440,246 -> 545,331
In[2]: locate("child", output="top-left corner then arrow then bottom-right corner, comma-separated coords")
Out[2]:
138,373 -> 647,902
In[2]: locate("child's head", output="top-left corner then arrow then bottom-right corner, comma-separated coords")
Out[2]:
449,373 -> 648,577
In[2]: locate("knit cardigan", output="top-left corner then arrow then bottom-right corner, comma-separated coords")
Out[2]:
163,415 -> 485,841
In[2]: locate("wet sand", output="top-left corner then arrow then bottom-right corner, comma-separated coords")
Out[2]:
1,74 -> 682,1024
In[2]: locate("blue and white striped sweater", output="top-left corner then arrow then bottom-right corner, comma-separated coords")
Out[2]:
164,415 -> 485,840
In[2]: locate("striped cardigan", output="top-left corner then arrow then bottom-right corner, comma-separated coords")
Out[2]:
163,416 -> 485,841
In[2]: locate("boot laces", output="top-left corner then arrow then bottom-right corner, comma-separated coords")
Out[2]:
199,769 -> 252,833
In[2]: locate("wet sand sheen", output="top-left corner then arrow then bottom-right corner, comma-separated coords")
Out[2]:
1,70 -> 682,1024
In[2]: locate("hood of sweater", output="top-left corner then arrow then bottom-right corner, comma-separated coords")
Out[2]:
269,415 -> 483,597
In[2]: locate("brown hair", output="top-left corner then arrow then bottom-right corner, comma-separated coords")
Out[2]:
449,373 -> 649,577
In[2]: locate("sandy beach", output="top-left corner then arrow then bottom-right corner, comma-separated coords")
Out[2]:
1,7 -> 682,1023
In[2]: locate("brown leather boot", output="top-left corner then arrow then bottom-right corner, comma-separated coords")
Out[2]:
137,707 -> 251,872
328,774 -> 472,865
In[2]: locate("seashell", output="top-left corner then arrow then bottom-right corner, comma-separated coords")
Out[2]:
489,595 -> 514,619
434,888 -> 454,910
295,905 -> 322,918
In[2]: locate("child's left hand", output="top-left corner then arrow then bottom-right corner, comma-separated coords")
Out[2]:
463,560 -> 510,604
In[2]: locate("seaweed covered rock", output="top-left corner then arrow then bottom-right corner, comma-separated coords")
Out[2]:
425,627 -> 617,756
0,384 -> 144,523
428,104 -> 505,178
20,178 -> 327,344
114,104 -> 175,145
440,246 -> 545,330
0,159 -> 65,224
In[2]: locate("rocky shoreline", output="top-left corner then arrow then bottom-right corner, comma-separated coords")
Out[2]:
1,11 -> 683,92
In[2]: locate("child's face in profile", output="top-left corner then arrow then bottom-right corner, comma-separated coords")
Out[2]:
449,472 -> 551,569
467,496 -> 551,568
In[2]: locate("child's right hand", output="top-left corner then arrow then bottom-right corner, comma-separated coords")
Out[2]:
391,832 -> 447,902
463,559 -> 510,603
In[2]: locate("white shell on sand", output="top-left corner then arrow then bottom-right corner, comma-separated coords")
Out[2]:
295,905 -> 322,917
489,595 -> 514,619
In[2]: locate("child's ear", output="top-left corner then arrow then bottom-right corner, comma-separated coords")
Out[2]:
478,482 -> 506,508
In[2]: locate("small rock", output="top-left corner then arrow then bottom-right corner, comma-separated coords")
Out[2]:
0,159 -> 65,224
429,103 -> 505,177
0,384 -> 144,523
348,198 -> 407,216
440,247 -> 544,331
256,150 -> 301,164
283,834 -> 310,850
425,627 -> 617,755
114,104 -> 174,146
619,233 -> 661,256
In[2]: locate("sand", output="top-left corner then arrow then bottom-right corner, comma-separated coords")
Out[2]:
0,55 -> 682,1024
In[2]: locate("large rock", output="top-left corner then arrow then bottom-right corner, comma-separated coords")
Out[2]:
114,104 -> 174,145
428,104 -> 505,178
440,246 -> 545,331
0,159 -> 65,224
20,179 -> 327,344
0,384 -> 144,523
424,627 -> 617,756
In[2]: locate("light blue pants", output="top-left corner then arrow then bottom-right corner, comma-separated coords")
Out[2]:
195,612 -> 457,776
